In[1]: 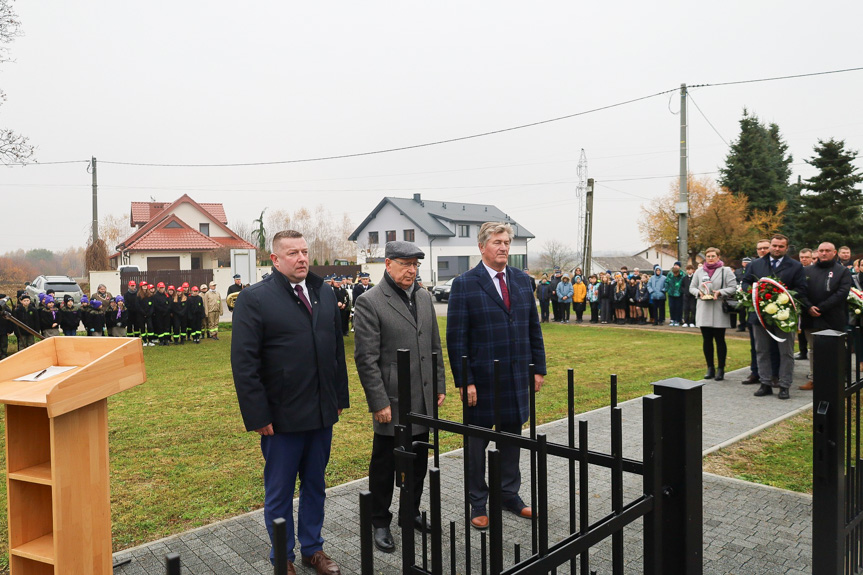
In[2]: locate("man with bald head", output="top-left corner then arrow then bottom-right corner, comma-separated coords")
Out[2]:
799,242 -> 852,390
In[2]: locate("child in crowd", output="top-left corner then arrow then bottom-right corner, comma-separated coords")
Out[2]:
14,294 -> 39,349
39,295 -> 61,337
586,275 -> 600,323
60,296 -> 80,336
106,296 -> 129,337
87,300 -> 106,336
186,285 -> 205,343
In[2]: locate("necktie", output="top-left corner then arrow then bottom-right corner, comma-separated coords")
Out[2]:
295,285 -> 312,315
496,272 -> 510,311
771,258 -> 779,271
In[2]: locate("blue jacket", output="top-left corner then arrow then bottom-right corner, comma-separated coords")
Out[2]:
647,273 -> 667,300
447,263 -> 547,426
556,280 -> 574,302
536,281 -> 553,302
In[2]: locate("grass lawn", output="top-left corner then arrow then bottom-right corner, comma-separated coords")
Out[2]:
704,411 -> 814,494
0,319 -> 751,570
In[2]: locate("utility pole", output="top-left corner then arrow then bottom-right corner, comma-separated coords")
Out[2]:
91,156 -> 98,244
676,84 -> 689,265
583,178 -> 594,274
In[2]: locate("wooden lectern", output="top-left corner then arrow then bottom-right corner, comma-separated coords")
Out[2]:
0,337 -> 146,575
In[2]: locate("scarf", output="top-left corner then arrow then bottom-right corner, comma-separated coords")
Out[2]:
703,259 -> 724,279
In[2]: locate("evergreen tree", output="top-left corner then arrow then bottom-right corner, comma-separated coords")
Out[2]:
798,138 -> 863,250
719,109 -> 793,214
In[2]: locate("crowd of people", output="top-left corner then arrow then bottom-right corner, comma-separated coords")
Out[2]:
535,263 -> 699,326
0,277 -> 232,358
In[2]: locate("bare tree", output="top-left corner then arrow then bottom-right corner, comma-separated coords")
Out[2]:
99,213 -> 133,251
538,239 -> 577,271
0,1 -> 33,165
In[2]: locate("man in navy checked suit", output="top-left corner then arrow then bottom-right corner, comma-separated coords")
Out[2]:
446,222 -> 547,530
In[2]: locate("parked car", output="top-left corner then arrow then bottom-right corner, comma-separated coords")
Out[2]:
432,278 -> 455,302
26,275 -> 85,306
118,265 -> 140,273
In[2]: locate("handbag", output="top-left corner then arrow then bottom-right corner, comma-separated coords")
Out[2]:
716,268 -> 738,313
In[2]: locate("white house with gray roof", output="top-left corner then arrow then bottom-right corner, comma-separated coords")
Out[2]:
348,194 -> 535,285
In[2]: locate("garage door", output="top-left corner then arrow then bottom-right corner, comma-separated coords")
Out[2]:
147,257 -> 181,271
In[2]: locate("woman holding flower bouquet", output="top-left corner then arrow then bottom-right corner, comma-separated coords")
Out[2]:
690,247 -> 737,381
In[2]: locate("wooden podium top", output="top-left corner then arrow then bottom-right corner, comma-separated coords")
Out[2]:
0,337 -> 145,417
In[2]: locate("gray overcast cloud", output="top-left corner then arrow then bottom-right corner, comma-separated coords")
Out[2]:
1,1 -> 861,256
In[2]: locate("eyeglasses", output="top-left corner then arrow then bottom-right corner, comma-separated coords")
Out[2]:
392,259 -> 421,269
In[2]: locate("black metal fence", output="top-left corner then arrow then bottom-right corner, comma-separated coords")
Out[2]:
812,327 -> 863,575
356,349 -> 704,575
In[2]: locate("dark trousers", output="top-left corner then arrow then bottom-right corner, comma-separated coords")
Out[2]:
369,432 -> 429,528
589,301 -> 599,322
62,329 -> 77,336
600,299 -> 612,323
467,421 -> 522,509
18,333 -> 34,350
798,330 -> 808,356
0,331 -> 7,358
261,426 -> 332,563
668,296 -> 683,323
551,299 -> 559,322
682,297 -> 696,325
154,312 -> 171,342
700,327 -> 727,368
539,300 -> 550,322
651,300 -> 666,323
573,301 -> 585,321
748,321 -> 779,378
172,316 -> 187,341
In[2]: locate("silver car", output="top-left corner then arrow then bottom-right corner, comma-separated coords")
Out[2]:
26,275 -> 85,306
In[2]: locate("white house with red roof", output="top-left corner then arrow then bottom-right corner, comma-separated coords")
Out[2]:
111,194 -> 255,271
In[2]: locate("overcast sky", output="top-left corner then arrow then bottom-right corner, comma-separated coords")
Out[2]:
2,1 -> 861,259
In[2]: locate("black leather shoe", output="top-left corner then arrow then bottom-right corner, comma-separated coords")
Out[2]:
741,373 -> 760,385
373,527 -> 395,553
778,388 -> 790,400
414,514 -> 432,532
715,368 -> 724,381
704,367 -> 715,380
754,384 -> 773,397
794,352 -> 808,360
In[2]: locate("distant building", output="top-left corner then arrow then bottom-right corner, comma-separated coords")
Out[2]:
587,255 -> 654,277
348,194 -> 534,285
632,244 -> 703,271
110,194 -> 256,271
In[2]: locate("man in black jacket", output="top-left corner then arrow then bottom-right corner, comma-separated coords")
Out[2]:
0,294 -> 12,359
799,242 -> 851,390
232,230 -> 349,575
742,234 -> 809,400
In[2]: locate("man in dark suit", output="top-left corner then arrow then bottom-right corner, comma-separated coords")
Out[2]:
353,241 -> 446,553
799,242 -> 851,390
232,230 -> 349,575
447,222 -> 547,530
742,234 -> 808,400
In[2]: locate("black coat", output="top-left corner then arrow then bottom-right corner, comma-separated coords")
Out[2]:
801,261 -> 851,331
13,303 -> 40,334
231,269 -> 350,433
598,282 -> 614,301
59,307 -> 80,332
742,255 -> 809,323
39,307 -> 61,331
124,290 -> 140,314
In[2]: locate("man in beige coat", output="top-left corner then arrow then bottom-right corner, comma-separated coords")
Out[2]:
204,280 -> 223,340
353,241 -> 446,554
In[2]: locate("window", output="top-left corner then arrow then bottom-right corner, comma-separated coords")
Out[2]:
403,229 -> 415,242
165,221 -> 183,229
439,260 -> 449,270
368,231 -> 379,245
199,223 -> 210,236
458,224 -> 470,237
386,230 -> 396,242
508,254 -> 526,269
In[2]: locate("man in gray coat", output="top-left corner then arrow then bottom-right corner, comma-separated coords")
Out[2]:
353,241 -> 446,554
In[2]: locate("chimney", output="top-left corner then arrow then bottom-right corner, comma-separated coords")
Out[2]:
413,193 -> 422,204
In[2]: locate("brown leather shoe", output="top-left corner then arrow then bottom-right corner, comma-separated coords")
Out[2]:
287,560 -> 297,575
301,550 -> 341,575
799,380 -> 813,390
516,506 -> 533,519
470,515 -> 489,530
741,373 -> 760,385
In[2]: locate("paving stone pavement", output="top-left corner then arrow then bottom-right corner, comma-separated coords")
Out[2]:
114,361 -> 815,575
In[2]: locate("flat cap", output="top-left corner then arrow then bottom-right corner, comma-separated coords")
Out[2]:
385,241 -> 424,260
232,274 -> 241,279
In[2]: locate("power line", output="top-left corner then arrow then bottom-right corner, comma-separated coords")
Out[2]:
97,88 -> 681,168
687,92 -> 729,147
692,66 -> 863,89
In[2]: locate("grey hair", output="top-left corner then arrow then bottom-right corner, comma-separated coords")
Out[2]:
477,222 -> 514,247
